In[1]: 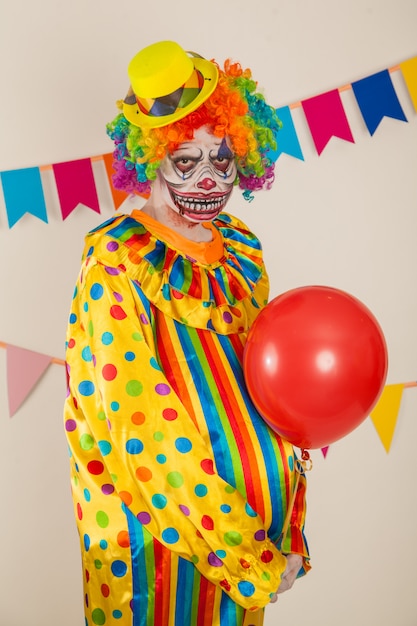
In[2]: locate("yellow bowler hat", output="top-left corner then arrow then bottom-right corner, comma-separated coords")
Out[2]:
123,41 -> 219,129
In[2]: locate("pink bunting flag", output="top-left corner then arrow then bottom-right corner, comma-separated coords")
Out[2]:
6,345 -> 52,416
321,446 -> 329,459
301,89 -> 355,155
53,158 -> 100,220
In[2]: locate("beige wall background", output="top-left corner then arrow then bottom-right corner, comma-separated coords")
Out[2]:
1,1 -> 416,624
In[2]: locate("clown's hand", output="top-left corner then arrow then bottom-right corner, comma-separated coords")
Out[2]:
277,553 -> 303,595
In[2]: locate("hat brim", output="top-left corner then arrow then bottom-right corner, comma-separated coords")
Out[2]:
122,57 -> 218,129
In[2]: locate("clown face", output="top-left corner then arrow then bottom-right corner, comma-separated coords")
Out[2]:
157,126 -> 237,223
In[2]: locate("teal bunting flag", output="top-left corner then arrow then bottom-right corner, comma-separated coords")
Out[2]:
1,167 -> 48,228
269,106 -> 305,162
351,69 -> 408,136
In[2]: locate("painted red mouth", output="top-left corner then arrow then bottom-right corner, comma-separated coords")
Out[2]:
168,188 -> 231,220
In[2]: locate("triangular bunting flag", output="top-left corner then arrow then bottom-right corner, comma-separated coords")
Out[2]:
0,167 -> 48,228
400,56 -> 417,112
370,383 -> 404,453
321,446 -> 329,459
301,89 -> 355,155
53,158 -> 100,220
102,153 -> 130,209
6,345 -> 53,416
351,69 -> 408,136
268,106 -> 304,162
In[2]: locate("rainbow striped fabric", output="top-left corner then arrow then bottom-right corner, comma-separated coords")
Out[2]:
64,211 -> 310,626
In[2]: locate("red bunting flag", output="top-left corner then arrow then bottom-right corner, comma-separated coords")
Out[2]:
6,345 -> 52,416
53,158 -> 100,220
301,89 -> 355,155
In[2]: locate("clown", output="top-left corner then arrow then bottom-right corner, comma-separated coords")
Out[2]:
64,41 -> 310,626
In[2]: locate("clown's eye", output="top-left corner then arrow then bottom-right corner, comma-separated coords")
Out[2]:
173,158 -> 198,174
212,156 -> 232,173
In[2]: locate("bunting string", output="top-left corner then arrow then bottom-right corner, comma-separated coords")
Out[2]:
0,56 -> 416,228
0,340 -> 416,455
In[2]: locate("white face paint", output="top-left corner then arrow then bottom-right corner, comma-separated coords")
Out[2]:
158,126 -> 237,223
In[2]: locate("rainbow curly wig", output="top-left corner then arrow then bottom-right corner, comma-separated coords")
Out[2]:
106,59 -> 281,201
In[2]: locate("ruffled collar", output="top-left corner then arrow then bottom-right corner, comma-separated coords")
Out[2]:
84,211 -> 269,334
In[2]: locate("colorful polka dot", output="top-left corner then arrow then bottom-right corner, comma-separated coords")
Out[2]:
111,560 -> 128,577
98,440 -> 112,456
152,494 -> 167,509
162,528 -> 179,544
126,380 -> 143,397
208,552 -> 223,567
131,411 -> 146,425
81,346 -> 93,361
175,437 -> 192,453
96,511 -> 109,528
87,460 -> 104,475
90,283 -> 104,300
91,608 -> 106,625
65,419 -> 76,432
238,581 -> 255,598
224,531 -> 243,546
80,434 -> 94,451
150,357 -> 161,370
102,332 -> 113,345
254,529 -> 266,541
101,583 -> 110,597
136,466 -> 152,482
78,380 -> 95,396
201,515 -> 214,530
125,439 -> 144,454
117,531 -> 130,548
261,550 -> 274,563
201,459 -> 215,474
194,484 -> 208,497
110,305 -> 127,320
155,383 -> 170,395
167,471 -> 184,488
137,511 -> 151,525
245,502 -> 257,517
162,408 -> 177,421
102,364 -> 117,381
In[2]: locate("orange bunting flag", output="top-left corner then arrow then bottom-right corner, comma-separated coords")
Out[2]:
301,89 -> 355,155
102,153 -> 130,210
370,384 -> 404,453
6,345 -> 53,417
400,56 -> 417,112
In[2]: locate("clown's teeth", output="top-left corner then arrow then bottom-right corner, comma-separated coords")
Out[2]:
171,191 -> 230,214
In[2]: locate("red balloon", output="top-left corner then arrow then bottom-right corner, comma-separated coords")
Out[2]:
243,286 -> 388,449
